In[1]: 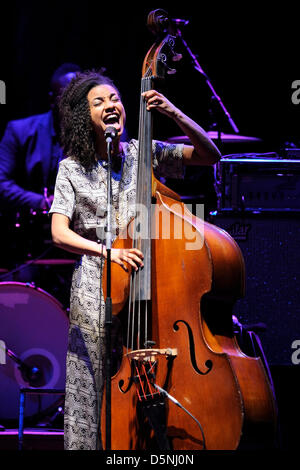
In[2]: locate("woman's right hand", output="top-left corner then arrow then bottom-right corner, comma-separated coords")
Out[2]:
110,248 -> 144,272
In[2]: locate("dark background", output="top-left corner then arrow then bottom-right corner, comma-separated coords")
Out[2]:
1,2 -> 300,148
0,1 -> 299,451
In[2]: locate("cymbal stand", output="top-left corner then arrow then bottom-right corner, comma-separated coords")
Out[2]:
175,26 -> 239,137
175,26 -> 240,210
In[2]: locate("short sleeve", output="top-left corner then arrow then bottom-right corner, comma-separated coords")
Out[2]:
48,159 -> 75,220
152,140 -> 185,179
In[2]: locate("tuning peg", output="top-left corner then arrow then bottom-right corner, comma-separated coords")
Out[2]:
167,68 -> 177,75
172,53 -> 182,62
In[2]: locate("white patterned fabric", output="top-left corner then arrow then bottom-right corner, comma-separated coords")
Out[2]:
49,139 -> 184,450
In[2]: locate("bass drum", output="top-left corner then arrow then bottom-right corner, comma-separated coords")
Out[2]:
0,282 -> 69,423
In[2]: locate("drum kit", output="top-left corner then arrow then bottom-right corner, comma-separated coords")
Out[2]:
0,208 -> 75,429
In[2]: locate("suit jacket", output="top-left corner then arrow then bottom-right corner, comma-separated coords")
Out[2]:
0,110 -> 62,212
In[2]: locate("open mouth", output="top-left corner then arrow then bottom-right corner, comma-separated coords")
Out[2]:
103,113 -> 120,127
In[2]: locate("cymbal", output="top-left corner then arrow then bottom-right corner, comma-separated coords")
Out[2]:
25,259 -> 77,265
167,132 -> 262,144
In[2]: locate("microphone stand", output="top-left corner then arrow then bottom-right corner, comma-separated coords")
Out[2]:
174,24 -> 239,211
104,129 -> 114,451
175,26 -> 239,137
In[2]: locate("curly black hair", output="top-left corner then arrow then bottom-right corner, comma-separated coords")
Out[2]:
59,69 -> 119,169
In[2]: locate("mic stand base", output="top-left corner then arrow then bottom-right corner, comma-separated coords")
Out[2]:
105,272 -> 112,451
104,136 -> 113,451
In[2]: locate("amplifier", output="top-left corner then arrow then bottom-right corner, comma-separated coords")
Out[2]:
218,156 -> 300,211
285,148 -> 300,159
210,210 -> 300,366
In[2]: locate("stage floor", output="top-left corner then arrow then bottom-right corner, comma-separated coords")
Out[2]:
0,428 -> 64,450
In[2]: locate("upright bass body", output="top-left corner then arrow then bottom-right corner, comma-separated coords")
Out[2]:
101,12 -> 277,449
101,182 -> 277,450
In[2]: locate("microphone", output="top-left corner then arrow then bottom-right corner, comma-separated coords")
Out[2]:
104,126 -> 118,142
154,383 -> 206,449
172,18 -> 189,26
155,16 -> 189,27
147,9 -> 189,35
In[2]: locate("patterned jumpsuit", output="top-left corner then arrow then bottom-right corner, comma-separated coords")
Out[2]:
49,139 -> 184,450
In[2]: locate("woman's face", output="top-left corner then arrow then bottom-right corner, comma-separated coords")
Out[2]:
87,84 -> 126,139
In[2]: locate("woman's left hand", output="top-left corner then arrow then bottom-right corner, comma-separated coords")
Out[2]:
142,90 -> 178,118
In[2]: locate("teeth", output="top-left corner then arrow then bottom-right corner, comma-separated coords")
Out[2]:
105,113 -> 119,123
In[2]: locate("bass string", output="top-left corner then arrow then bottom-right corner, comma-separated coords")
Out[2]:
127,73 -> 153,354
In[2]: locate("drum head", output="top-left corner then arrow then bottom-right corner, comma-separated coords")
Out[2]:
0,282 -> 69,423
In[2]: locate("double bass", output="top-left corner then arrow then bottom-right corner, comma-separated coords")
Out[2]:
102,10 -> 277,450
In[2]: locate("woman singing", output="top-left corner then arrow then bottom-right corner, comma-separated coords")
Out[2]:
49,70 -> 220,450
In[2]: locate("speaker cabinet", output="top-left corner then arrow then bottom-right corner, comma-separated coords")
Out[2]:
210,210 -> 300,365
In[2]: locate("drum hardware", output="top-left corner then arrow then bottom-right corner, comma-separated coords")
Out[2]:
0,204 -> 72,429
167,133 -> 263,145
173,22 -> 239,135
0,243 -> 76,309
3,207 -> 66,267
0,247 -> 53,281
0,282 -> 69,426
18,388 -> 65,450
26,259 -> 76,265
5,345 -> 42,387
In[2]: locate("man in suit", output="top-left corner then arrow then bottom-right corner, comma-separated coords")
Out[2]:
0,63 -> 81,272
0,63 -> 81,213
